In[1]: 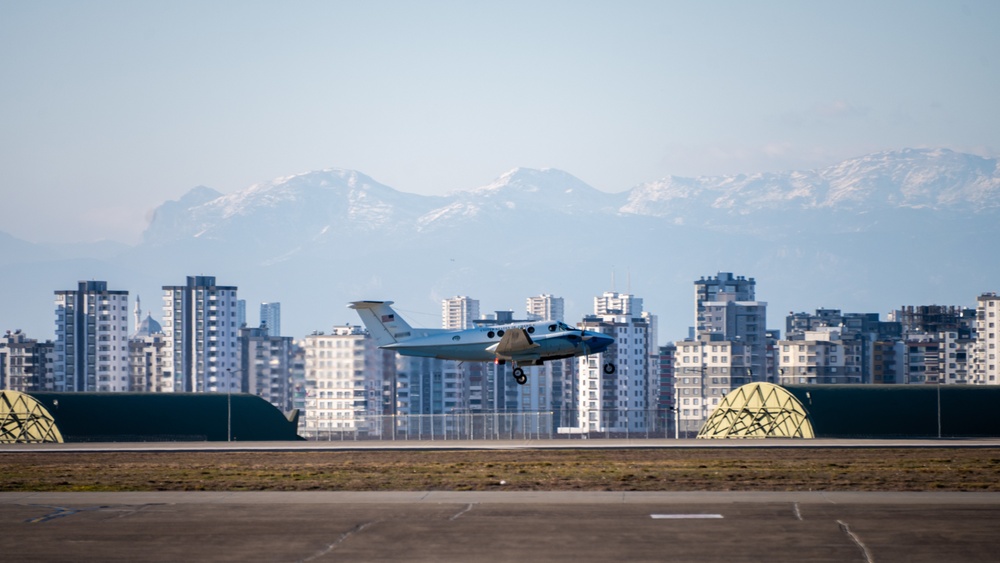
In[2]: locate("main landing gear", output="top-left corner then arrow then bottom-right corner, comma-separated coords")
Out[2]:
512,367 -> 527,385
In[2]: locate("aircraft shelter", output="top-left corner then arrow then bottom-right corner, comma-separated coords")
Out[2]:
0,390 -> 301,443
698,382 -> 1000,439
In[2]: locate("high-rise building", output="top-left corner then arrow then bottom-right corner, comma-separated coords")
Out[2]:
939,329 -> 974,384
1,330 -> 54,392
394,355 -> 466,435
54,281 -> 130,392
776,327 -> 861,385
290,343 -> 307,432
161,276 -> 240,393
301,325 -> 393,437
657,343 -> 677,436
239,325 -> 294,412
673,336 -> 747,436
972,293 -> 1000,385
891,305 -> 976,337
526,294 -> 564,322
694,272 -> 755,312
872,340 -> 904,384
574,291 -> 656,434
786,308 -> 900,384
442,296 -> 480,329
594,291 -> 642,317
672,272 -> 766,432
692,273 -> 767,380
260,302 -> 281,336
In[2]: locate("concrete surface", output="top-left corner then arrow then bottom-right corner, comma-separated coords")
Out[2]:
3,491 -> 1000,562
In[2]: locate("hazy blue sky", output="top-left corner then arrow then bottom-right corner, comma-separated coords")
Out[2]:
2,0 -> 997,244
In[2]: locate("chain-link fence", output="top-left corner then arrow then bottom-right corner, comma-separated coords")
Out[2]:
299,409 -> 681,441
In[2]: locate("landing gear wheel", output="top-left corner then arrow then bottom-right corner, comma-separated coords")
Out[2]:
513,367 -> 527,385
603,363 -> 616,374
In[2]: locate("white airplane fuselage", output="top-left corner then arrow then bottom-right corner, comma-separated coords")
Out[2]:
382,321 -> 610,363
348,301 -> 614,368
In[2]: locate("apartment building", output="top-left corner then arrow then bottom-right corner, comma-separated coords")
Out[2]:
972,293 -> 1000,385
442,296 -> 479,330
693,273 -> 767,382
575,292 -> 655,434
777,328 -> 861,385
239,325 -> 294,412
301,325 -> 393,436
526,294 -> 565,322
939,329 -> 974,384
161,276 -> 240,393
657,343 -> 676,434
260,302 -> 281,336
673,335 -> 754,435
54,280 -> 130,392
1,330 -> 53,392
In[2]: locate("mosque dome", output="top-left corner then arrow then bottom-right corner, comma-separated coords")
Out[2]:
132,314 -> 163,338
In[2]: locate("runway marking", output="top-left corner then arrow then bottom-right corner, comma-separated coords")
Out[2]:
650,514 -> 724,519
838,520 -> 875,563
792,502 -> 803,520
449,503 -> 476,521
26,505 -> 112,523
299,520 -> 380,562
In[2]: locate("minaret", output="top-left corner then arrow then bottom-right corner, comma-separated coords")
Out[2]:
134,295 -> 142,332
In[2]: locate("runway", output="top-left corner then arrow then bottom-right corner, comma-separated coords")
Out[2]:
3,491 -> 1000,562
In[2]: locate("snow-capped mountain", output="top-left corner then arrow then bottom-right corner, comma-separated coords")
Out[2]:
622,148 -> 999,219
141,148 -> 999,247
2,148 -> 997,341
143,170 -> 444,247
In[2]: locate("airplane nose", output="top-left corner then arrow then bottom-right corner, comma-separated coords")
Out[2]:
592,333 -> 614,352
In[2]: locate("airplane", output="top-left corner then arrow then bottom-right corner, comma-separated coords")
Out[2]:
349,300 -> 616,385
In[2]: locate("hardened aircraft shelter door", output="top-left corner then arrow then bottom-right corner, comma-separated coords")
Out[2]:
697,382 -> 814,439
0,390 -> 63,443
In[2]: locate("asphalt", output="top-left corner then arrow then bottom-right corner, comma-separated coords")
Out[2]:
3,491 -> 1000,562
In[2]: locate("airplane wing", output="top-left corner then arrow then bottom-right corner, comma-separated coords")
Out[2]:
490,328 -> 541,357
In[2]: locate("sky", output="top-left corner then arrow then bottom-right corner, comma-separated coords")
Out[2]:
1,0 -> 998,244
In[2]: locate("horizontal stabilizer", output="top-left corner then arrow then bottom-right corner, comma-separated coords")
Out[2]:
348,300 -> 414,346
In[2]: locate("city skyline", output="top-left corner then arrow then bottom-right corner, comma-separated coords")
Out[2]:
4,274 -> 996,346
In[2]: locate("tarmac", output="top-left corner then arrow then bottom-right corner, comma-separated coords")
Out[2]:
5,440 -> 1000,561
3,491 -> 1000,562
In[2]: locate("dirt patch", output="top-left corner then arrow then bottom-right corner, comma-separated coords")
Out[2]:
2,448 -> 999,492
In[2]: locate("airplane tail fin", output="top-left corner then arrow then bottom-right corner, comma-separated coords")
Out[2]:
348,301 -> 414,346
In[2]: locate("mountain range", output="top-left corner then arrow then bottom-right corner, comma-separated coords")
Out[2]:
2,148 -> 997,343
